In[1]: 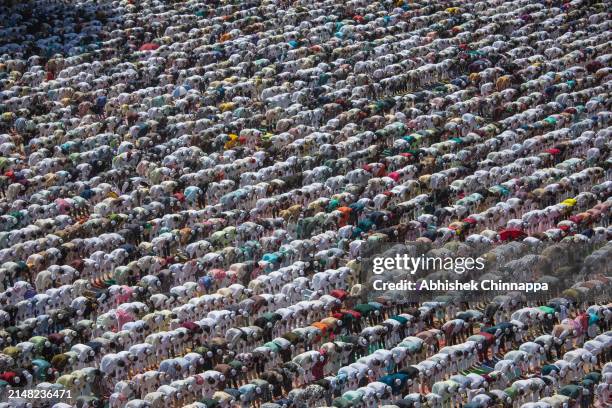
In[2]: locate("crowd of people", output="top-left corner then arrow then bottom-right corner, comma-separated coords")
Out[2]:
0,0 -> 610,406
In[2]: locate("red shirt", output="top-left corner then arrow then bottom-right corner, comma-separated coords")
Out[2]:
311,351 -> 327,380
330,289 -> 348,301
